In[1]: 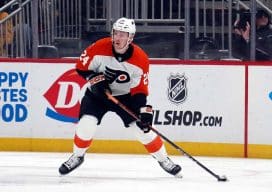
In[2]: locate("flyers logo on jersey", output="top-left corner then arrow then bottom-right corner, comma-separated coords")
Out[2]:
105,66 -> 130,84
43,69 -> 87,123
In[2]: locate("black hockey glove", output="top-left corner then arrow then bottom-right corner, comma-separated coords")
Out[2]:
88,72 -> 111,98
136,105 -> 153,133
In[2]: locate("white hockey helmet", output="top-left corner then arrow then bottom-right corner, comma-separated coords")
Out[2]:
112,17 -> 136,36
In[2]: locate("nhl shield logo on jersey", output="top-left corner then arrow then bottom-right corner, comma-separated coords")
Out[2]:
167,74 -> 187,104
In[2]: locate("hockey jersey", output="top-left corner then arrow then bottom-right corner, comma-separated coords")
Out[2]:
76,37 -> 149,96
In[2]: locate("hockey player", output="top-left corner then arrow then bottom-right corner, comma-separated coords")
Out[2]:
58,17 -> 182,177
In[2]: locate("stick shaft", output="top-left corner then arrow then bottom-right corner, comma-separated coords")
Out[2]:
106,92 -> 223,180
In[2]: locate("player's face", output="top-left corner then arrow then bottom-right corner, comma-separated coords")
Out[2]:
112,30 -> 131,53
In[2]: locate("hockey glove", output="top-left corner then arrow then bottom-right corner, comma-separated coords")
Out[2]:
136,105 -> 153,133
88,72 -> 111,98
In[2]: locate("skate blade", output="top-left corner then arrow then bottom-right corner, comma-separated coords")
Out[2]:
174,172 -> 183,179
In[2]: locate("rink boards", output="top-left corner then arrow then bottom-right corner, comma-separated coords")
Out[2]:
0,59 -> 272,158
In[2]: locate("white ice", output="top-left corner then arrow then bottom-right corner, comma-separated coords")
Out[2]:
0,152 -> 271,192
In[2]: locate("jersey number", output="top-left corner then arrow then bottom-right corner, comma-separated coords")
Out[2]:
79,50 -> 90,66
143,72 -> 148,85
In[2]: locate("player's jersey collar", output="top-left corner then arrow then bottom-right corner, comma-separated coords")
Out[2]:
112,44 -> 133,62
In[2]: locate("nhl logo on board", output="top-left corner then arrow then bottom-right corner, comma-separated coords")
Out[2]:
167,74 -> 187,104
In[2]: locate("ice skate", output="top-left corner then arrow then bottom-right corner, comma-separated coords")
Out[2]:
159,157 -> 182,178
59,154 -> 84,175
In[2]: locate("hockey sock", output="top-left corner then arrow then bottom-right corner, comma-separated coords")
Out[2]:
73,115 -> 98,156
130,122 -> 168,162
145,136 -> 168,162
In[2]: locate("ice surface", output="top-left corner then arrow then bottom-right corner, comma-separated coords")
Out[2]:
0,152 -> 271,192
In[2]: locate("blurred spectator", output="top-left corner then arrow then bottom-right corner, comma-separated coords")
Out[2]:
233,9 -> 272,60
0,11 -> 14,57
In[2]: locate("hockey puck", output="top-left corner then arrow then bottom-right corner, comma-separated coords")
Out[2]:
218,175 -> 228,182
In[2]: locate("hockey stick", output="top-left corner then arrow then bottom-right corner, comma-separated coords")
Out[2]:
105,91 -> 228,182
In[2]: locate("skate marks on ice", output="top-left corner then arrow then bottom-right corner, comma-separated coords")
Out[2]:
0,152 -> 271,192
0,152 -> 177,185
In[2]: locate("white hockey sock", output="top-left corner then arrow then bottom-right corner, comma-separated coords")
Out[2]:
150,145 -> 168,162
73,115 -> 98,156
129,122 -> 168,162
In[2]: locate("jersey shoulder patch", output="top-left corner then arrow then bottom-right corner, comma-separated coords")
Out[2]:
76,37 -> 113,70
128,44 -> 149,71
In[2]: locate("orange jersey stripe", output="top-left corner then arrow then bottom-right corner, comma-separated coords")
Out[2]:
144,135 -> 163,153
